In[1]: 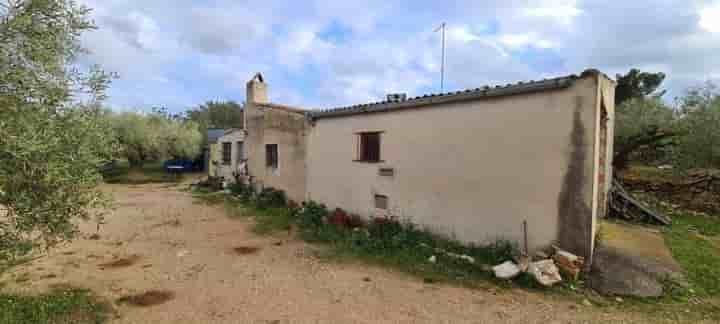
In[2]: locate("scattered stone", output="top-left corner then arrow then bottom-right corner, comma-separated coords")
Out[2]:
362,277 -> 371,282
492,261 -> 521,280
428,255 -> 437,263
273,241 -> 283,246
582,299 -> 593,307
528,259 -> 562,287
615,297 -> 624,303
553,249 -> 584,281
142,264 -> 153,268
176,250 -> 190,257
88,233 -> 101,240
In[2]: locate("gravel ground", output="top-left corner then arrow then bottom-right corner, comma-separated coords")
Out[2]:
0,182 -> 708,323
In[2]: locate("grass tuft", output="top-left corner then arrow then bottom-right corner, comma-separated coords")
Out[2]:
665,212 -> 720,297
0,287 -> 110,324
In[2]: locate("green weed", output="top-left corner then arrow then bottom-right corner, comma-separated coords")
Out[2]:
0,287 -> 110,324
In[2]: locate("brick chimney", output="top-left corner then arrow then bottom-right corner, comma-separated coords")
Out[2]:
246,73 -> 268,104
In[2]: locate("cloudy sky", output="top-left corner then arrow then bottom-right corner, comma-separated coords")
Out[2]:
77,0 -> 720,112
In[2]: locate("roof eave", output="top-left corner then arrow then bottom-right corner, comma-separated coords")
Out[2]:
310,77 -> 575,120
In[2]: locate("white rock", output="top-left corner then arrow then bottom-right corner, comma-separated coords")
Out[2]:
428,255 -> 437,263
528,259 -> 562,287
459,255 -> 476,264
447,252 -> 476,264
556,250 -> 579,263
493,261 -> 521,280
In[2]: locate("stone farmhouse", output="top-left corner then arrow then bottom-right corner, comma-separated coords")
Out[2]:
210,70 -> 616,261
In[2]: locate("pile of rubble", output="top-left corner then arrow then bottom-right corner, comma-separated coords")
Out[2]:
492,246 -> 585,287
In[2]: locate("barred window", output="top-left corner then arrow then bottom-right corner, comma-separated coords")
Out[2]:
222,142 -> 232,165
266,144 -> 278,170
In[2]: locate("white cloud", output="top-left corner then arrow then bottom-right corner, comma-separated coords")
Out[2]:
276,26 -> 335,69
700,4 -> 720,33
521,0 -> 582,25
181,6 -> 269,55
447,26 -> 510,57
498,33 -> 556,49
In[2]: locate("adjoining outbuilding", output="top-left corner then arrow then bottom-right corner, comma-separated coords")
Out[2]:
209,128 -> 247,182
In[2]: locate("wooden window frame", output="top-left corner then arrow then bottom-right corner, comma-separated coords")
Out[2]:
221,142 -> 232,165
265,144 -> 278,170
354,131 -> 383,163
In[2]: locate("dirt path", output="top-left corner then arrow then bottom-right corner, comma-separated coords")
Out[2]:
0,183 -> 703,323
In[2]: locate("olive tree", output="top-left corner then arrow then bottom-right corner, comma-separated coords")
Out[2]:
0,0 -> 116,260
674,82 -> 720,171
614,97 -> 678,171
110,111 -> 202,167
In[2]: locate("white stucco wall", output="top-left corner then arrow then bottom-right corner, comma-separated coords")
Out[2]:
305,73 -> 613,257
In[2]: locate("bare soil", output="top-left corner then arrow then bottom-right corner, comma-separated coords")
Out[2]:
0,182 -> 709,323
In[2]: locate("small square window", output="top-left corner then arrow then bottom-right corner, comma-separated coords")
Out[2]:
265,144 -> 278,170
356,132 -> 381,162
221,142 -> 232,165
374,194 -> 388,210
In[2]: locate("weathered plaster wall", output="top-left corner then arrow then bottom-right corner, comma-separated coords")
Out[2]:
244,77 -> 308,203
306,73 -> 613,257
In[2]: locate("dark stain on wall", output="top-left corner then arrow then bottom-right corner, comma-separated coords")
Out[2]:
557,99 -> 592,259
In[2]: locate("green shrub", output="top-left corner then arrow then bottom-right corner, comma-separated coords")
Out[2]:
293,200 -> 517,267
227,181 -> 255,202
255,187 -> 287,209
296,201 -> 330,240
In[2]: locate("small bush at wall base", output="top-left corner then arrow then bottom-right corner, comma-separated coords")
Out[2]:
292,200 -> 518,282
255,187 -> 287,209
